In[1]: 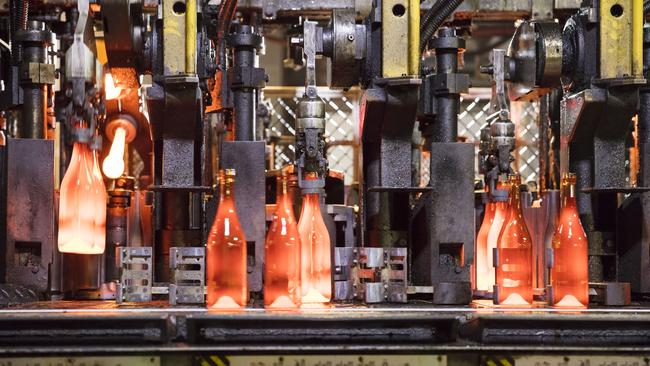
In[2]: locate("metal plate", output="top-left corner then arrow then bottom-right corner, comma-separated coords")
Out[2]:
201,355 -> 447,366
515,355 -> 647,366
186,312 -> 458,345
0,357 -> 160,366
5,139 -> 54,293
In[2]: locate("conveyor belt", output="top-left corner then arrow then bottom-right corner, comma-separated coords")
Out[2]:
1,301 -> 650,355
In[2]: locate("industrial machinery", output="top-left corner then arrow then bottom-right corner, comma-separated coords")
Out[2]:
2,0 -> 650,364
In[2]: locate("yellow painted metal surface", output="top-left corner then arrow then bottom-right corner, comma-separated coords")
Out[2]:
408,0 -> 420,75
95,36 -> 108,65
185,0 -> 197,74
632,0 -> 643,77
0,356 -> 160,366
163,0 -> 186,75
516,355 -> 647,366
382,0 -> 418,77
599,0 -> 643,79
198,355 -> 446,366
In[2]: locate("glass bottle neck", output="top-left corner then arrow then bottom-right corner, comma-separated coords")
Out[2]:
508,185 -> 521,208
302,193 -> 321,212
220,181 -> 234,201
276,179 -> 291,207
561,183 -> 577,208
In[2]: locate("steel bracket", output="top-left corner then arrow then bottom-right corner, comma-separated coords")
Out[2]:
117,247 -> 153,303
169,247 -> 205,305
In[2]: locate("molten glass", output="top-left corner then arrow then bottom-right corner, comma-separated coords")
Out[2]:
206,169 -> 248,309
58,142 -> 107,254
550,173 -> 588,308
102,126 -> 126,179
264,174 -> 301,309
104,73 -> 122,100
475,198 -> 496,292
484,182 -> 508,292
298,190 -> 332,305
495,174 -> 533,305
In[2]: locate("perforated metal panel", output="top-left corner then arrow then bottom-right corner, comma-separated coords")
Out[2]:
264,87 -> 539,187
264,87 -> 360,185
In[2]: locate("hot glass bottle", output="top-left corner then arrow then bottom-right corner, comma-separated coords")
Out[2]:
92,150 -> 107,249
298,187 -> 332,305
495,174 -> 533,305
484,182 -> 508,292
550,173 -> 588,307
264,174 -> 301,309
58,142 -> 107,254
475,196 -> 496,292
206,169 -> 248,309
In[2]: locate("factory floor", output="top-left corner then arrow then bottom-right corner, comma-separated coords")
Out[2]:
1,299 -> 650,363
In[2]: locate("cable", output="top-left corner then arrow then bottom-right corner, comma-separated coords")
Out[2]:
419,0 -> 464,54
215,0 -> 238,69
420,0 -> 444,35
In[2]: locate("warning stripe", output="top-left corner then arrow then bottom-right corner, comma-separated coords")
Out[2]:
481,355 -> 515,366
196,355 -> 230,366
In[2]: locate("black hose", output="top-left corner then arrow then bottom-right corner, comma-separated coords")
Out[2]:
645,0 -> 650,15
420,0 -> 444,36
216,0 -> 238,69
217,0 -> 238,40
419,0 -> 464,53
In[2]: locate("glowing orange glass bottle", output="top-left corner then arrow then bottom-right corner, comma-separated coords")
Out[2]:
550,173 -> 588,307
495,174 -> 533,305
298,186 -> 332,305
475,196 -> 495,292
264,174 -> 301,309
92,150 -> 107,249
58,142 -> 107,254
482,182 -> 508,292
206,169 -> 248,309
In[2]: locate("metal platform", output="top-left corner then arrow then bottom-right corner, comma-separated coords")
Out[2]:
2,301 -> 650,356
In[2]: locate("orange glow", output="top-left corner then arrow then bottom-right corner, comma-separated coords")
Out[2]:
483,183 -> 508,292
495,174 -> 533,305
102,126 -> 126,179
551,173 -> 588,308
58,142 -> 107,254
92,149 -> 107,249
104,73 -> 122,100
298,191 -> 332,305
206,169 -> 248,309
475,199 -> 495,292
264,175 -> 301,309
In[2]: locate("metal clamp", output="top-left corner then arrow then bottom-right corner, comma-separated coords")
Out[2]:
169,247 -> 205,305
352,247 -> 408,303
117,247 -> 153,303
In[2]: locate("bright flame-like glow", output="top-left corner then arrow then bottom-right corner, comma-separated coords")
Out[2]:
104,73 -> 122,100
102,126 -> 126,179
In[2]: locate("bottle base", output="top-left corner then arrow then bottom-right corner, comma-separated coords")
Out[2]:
553,294 -> 587,308
208,295 -> 244,310
267,295 -> 299,309
301,287 -> 330,307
